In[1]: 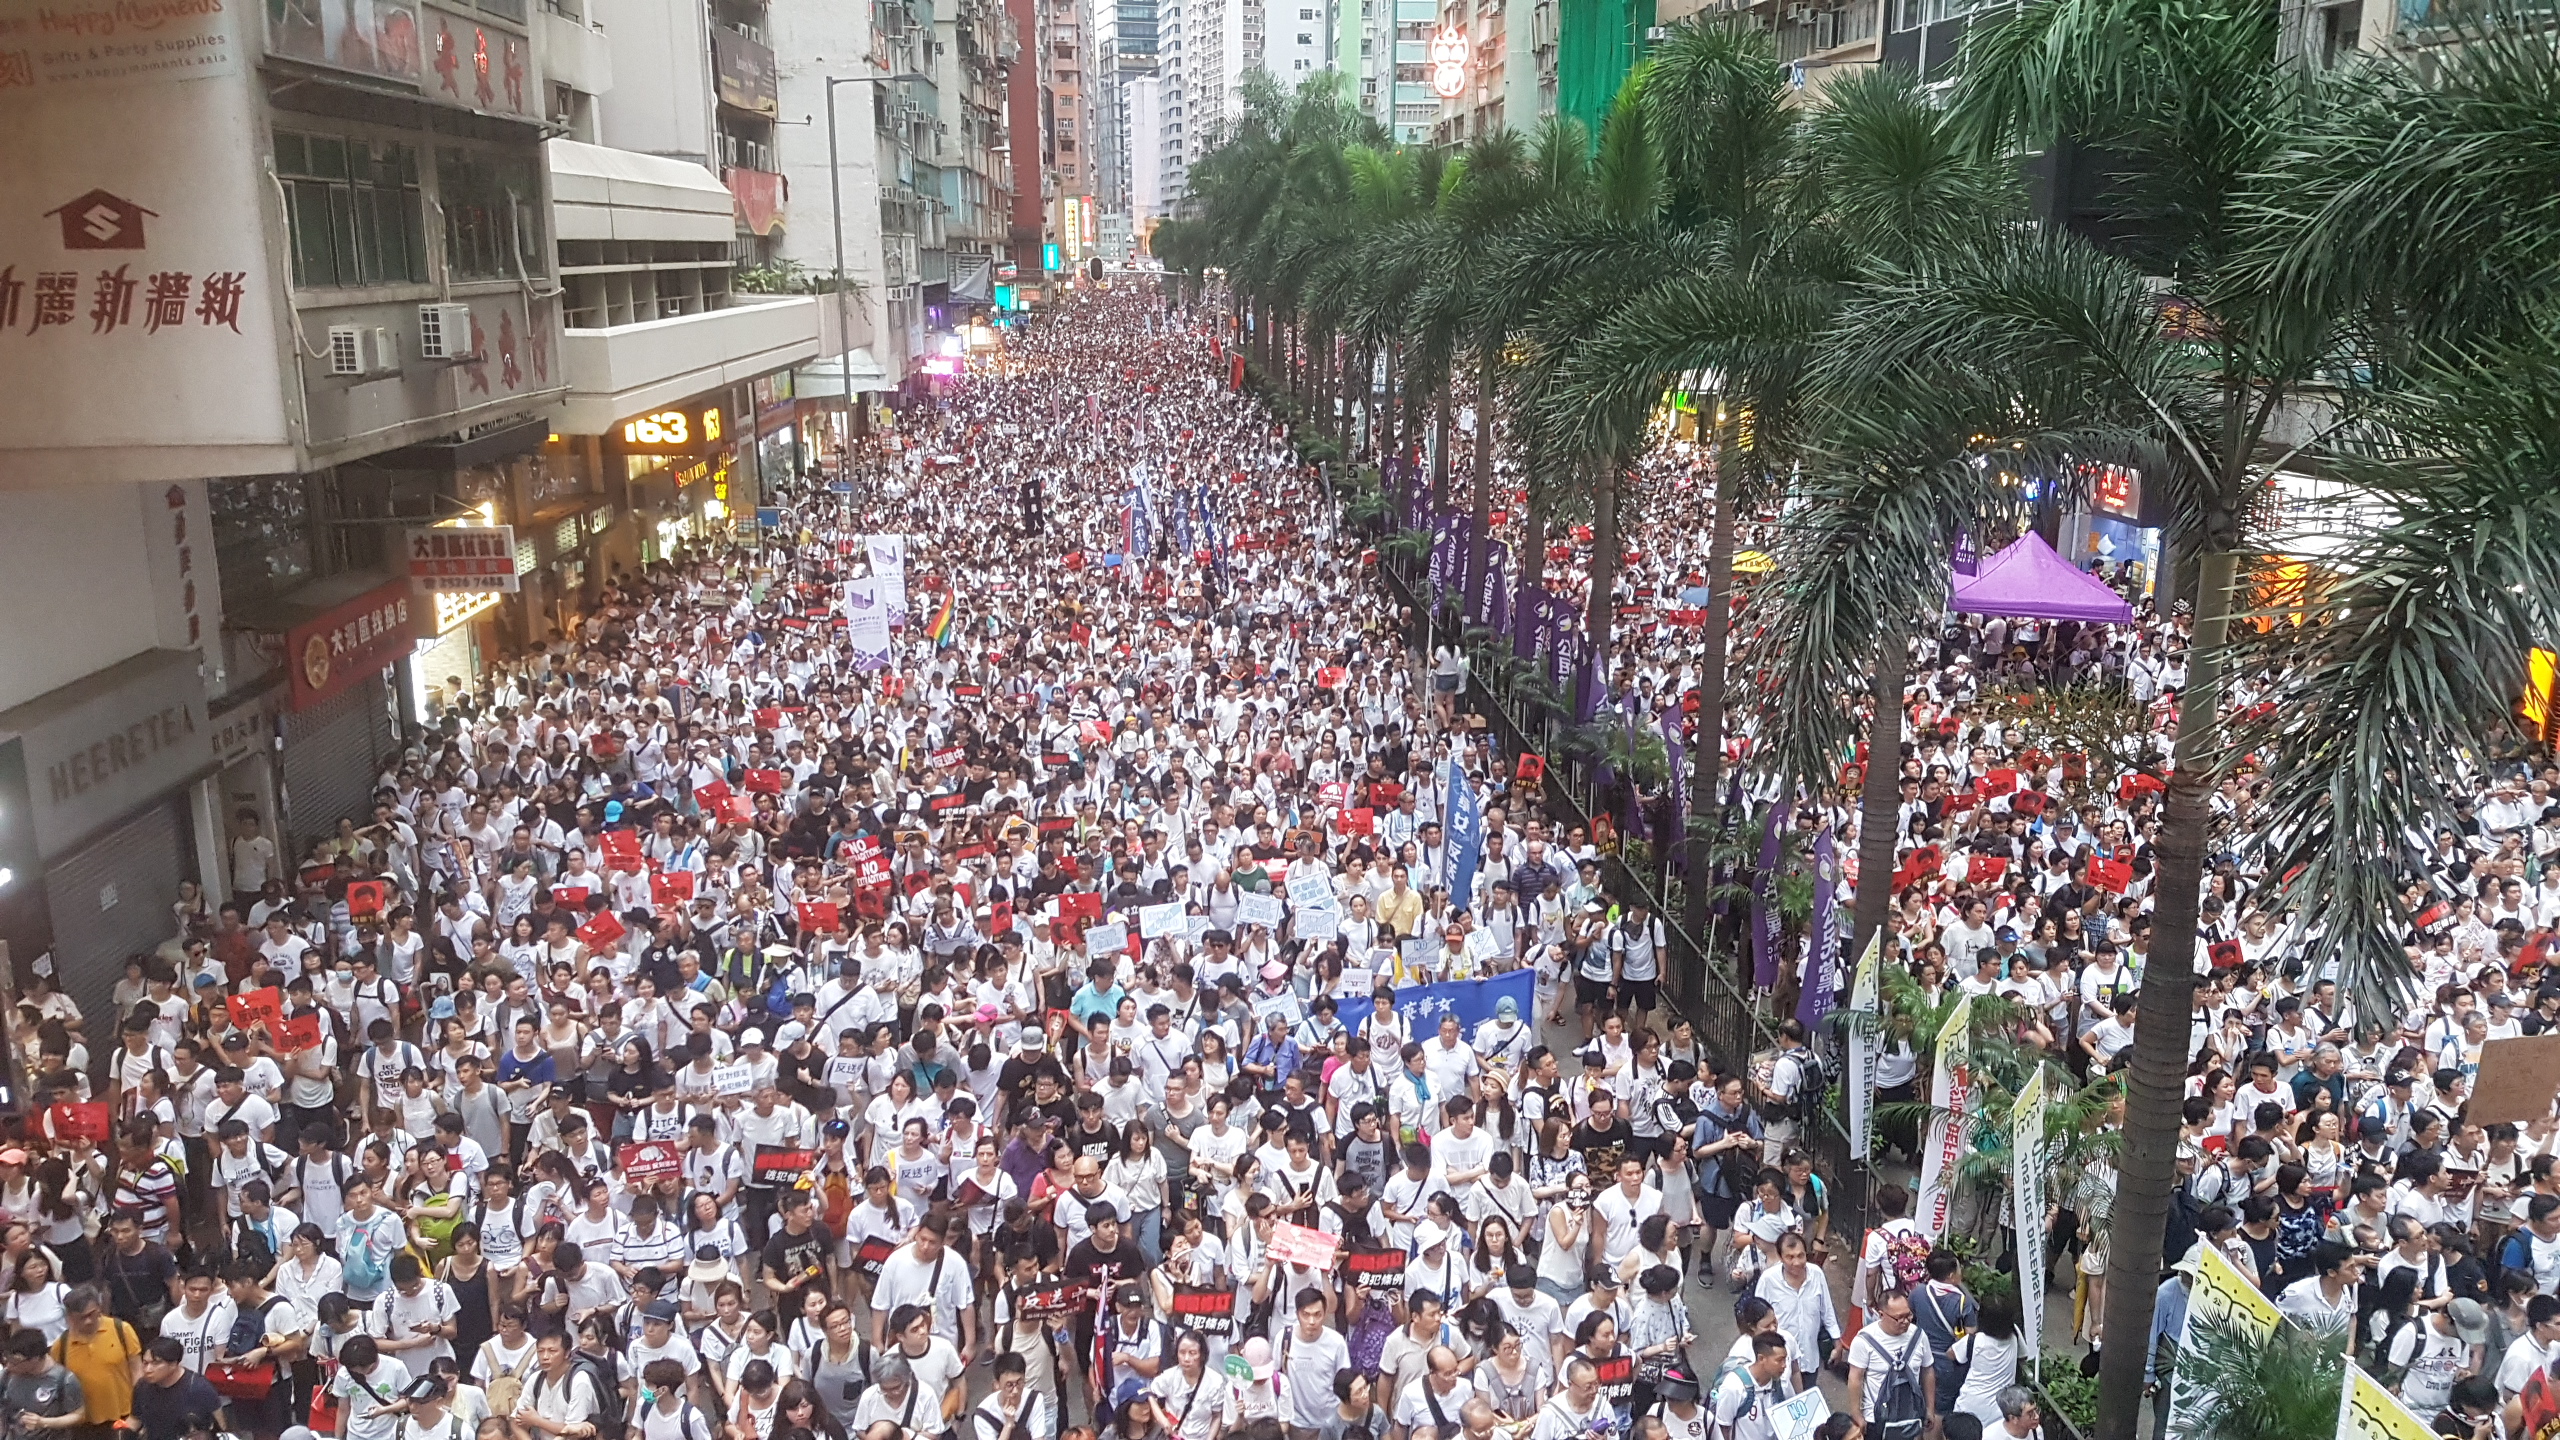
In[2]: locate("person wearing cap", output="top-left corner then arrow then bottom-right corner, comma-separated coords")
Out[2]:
2390,1294 -> 2488,1414
626,1297 -> 699,1389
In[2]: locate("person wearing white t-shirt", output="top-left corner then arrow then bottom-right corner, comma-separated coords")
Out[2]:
871,1217 -> 977,1351
631,1357 -> 717,1440
515,1332 -> 601,1438
1589,1158 -> 1662,1272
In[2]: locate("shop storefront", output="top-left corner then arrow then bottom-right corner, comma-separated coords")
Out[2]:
0,648 -> 215,1021
201,682 -> 285,899
2063,461 -> 2161,596
610,393 -> 743,562
245,574 -> 416,854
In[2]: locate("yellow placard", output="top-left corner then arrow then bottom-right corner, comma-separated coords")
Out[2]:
2340,1362 -> 2433,1440
2191,1243 -> 2283,1342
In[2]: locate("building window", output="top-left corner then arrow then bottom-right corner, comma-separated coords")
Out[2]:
210,475 -> 316,606
275,130 -> 428,289
439,147 -> 546,281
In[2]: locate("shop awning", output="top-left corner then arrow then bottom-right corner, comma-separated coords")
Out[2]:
794,351 -> 894,395
1950,532 -> 2134,623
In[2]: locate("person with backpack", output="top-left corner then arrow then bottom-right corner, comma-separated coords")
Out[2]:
1751,1022 -> 1823,1167
333,1176 -> 410,1308
631,1358 -> 717,1440
513,1330 -> 604,1440
1907,1254 -> 1977,1418
1845,1293 -> 1936,1440
214,1257 -> 310,1439
1853,1185 -> 1931,1326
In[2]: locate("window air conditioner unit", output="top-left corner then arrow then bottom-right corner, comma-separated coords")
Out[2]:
370,326 -> 398,373
417,302 -> 476,359
1645,23 -> 1668,37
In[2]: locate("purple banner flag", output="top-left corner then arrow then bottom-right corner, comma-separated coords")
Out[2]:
1799,824 -> 1840,1029
1750,799 -> 1789,989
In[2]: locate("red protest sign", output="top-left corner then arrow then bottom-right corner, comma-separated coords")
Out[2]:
618,1141 -> 684,1184
1982,768 -> 2019,797
697,778 -> 733,805
577,911 -> 627,949
599,830 -> 643,868
1343,807 -> 1375,836
345,880 -> 388,924
226,986 -> 283,1032
649,871 -> 695,907
723,795 -> 757,824
754,708 -> 782,730
1966,855 -> 2008,885
45,1102 -> 112,1144
1058,892 -> 1103,924
553,886 -> 590,908
2089,856 -> 2134,894
1516,754 -> 1547,785
990,901 -> 1014,935
929,747 -> 967,772
796,900 -> 841,933
274,1013 -> 324,1052
743,768 -> 787,794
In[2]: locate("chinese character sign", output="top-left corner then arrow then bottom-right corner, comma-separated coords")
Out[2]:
1391,970 -> 1533,1049
407,525 -> 520,592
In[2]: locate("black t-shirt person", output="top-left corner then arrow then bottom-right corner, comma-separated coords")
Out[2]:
761,1205 -> 836,1318
1570,1117 -> 1630,1179
1064,1234 -> 1145,1296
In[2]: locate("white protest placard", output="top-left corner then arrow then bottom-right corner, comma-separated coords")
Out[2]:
1237,893 -> 1285,929
1770,1388 -> 1829,1440
1139,903 -> 1188,940
1296,907 -> 1341,941
711,1063 -> 756,1096
1286,872 -> 1337,911
1332,965 -> 1374,998
1464,928 -> 1501,964
1085,922 -> 1130,955
1185,914 -> 1215,943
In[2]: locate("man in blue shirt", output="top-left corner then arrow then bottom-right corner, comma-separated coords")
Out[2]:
1241,1012 -> 1302,1103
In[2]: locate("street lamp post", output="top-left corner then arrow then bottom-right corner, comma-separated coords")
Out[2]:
823,70 -> 930,456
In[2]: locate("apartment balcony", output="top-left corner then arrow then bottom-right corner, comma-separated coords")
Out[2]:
558,295 -> 821,432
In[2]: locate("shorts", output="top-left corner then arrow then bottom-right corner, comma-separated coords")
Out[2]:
1621,978 -> 1658,1012
1434,672 -> 1462,694
1699,1191 -> 1742,1230
1575,974 -> 1613,1009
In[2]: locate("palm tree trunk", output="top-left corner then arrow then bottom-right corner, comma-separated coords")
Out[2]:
2095,549 -> 2238,1439
1406,358 -> 1429,488
1521,481 -> 1548,594
1582,460 -> 1620,717
1852,616 -> 1908,964
1685,430 -> 1739,939
1431,377 -> 1453,514
1381,343 -> 1400,475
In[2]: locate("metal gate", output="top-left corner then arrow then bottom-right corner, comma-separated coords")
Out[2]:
45,800 -> 193,1031
281,673 -> 393,856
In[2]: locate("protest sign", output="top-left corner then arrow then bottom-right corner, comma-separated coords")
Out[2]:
711,1063 -> 756,1096
1266,1221 -> 1340,1271
1139,902 -> 1187,940
618,1142 -> 683,1183
1237,893 -> 1285,929
1084,922 -> 1128,955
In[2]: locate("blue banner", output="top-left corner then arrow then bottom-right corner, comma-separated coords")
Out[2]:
1482,542 -> 1509,638
1445,756 -> 1485,914
1801,824 -> 1839,1029
1391,969 -> 1535,1048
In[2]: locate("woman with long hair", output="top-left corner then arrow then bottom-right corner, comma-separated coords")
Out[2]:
1466,1217 -> 1521,1304
29,1157 -> 90,1284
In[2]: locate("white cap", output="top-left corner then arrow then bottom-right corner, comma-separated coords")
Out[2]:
741,1027 -> 768,1048
1413,1220 -> 1450,1252
774,1021 -> 809,1047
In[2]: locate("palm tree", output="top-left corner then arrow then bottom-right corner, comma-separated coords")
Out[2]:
1783,5 -> 2560,1430
1557,27 -> 2019,952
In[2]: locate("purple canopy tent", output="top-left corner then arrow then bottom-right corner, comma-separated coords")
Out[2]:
1950,532 -> 2134,624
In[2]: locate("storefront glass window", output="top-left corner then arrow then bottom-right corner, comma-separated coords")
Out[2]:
438,147 -> 546,281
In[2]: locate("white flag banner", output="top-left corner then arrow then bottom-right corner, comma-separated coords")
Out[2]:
1917,995 -> 1973,1239
2010,1066 -> 2050,1374
866,534 -> 908,629
1846,932 -> 1883,1163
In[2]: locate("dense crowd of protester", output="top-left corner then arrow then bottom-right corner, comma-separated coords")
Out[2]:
7,280 -> 2553,1440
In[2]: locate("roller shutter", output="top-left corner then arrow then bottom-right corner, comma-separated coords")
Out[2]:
44,800 -> 192,1030
281,672 -> 393,855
